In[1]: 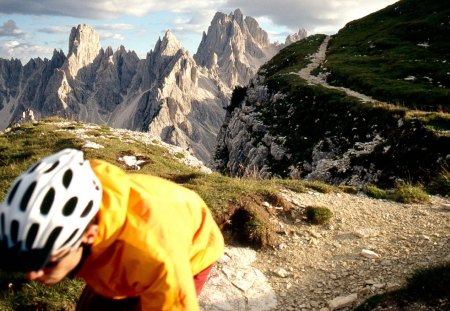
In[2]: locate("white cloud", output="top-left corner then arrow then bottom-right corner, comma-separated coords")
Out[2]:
0,40 -> 53,61
95,23 -> 134,31
113,34 -> 125,40
0,20 -> 25,37
38,25 -> 70,34
0,0 -> 223,19
220,0 -> 398,34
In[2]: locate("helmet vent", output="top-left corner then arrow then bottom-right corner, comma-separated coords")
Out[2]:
44,161 -> 59,174
28,161 -> 42,174
7,179 -> 22,205
81,201 -> 94,218
40,188 -> 55,215
62,197 -> 78,216
0,213 -> 5,238
62,169 -> 73,188
20,181 -> 37,212
26,223 -> 39,250
61,229 -> 79,248
10,220 -> 19,244
46,226 -> 62,250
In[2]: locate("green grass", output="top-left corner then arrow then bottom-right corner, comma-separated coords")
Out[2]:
216,17 -> 450,191
0,118 -> 447,309
0,119 -> 313,309
364,185 -> 388,200
0,271 -> 84,311
305,206 -> 333,225
390,183 -> 430,204
323,0 -> 450,112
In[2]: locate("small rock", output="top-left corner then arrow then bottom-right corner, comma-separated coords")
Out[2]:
328,293 -> 358,310
361,249 -> 381,259
274,268 -> 289,278
83,141 -> 104,149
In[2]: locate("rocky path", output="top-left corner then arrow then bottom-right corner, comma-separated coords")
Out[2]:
200,191 -> 450,311
296,36 -> 377,103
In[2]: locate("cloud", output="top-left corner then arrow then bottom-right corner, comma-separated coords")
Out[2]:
95,24 -> 134,31
0,20 -> 25,37
220,0 -> 398,34
38,25 -> 70,34
0,40 -> 53,61
0,0 -> 222,19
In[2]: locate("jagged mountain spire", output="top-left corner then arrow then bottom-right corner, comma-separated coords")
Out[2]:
194,9 -> 280,87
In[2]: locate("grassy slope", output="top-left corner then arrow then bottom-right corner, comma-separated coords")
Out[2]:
251,33 -> 450,191
324,0 -> 450,112
0,119 -> 319,310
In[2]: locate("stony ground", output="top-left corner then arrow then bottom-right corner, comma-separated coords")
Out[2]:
200,190 -> 450,311
257,190 -> 450,310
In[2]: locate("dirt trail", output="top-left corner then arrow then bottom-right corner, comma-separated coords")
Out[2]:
296,36 -> 377,103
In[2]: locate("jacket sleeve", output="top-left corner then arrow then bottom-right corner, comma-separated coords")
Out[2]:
137,256 -> 200,311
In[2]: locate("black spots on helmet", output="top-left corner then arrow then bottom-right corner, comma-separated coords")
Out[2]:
26,223 -> 39,250
40,188 -> 55,215
62,197 -> 78,216
10,220 -> 19,244
81,201 -> 94,218
46,226 -> 62,250
20,181 -> 37,212
28,161 -> 42,174
44,161 -> 59,174
62,169 -> 73,188
93,179 -> 101,191
61,229 -> 79,249
7,179 -> 22,205
0,213 -> 4,239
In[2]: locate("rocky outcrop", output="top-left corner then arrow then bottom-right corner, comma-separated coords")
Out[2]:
194,9 -> 280,88
214,35 -> 450,189
285,28 -> 307,46
120,31 -> 228,163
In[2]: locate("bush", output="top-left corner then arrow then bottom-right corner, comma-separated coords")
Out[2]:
339,185 -> 358,194
391,183 -> 430,203
365,185 -> 388,199
305,206 -> 333,225
427,168 -> 450,196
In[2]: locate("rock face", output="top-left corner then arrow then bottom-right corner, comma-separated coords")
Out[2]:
213,35 -> 450,189
194,9 -> 280,88
0,12 -> 305,165
285,28 -> 307,46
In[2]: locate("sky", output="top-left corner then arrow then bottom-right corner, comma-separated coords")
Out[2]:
0,0 -> 398,62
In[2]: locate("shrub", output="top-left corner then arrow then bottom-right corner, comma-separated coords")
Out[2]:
427,168 -> 450,196
305,206 -> 333,225
339,185 -> 358,194
391,183 -> 430,203
304,181 -> 336,193
365,185 -> 388,199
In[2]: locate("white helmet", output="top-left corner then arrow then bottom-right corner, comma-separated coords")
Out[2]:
0,149 -> 102,272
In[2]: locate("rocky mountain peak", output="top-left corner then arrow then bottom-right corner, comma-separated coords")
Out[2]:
285,28 -> 307,46
194,9 -> 280,88
67,24 -> 101,77
244,16 -> 270,47
159,30 -> 183,57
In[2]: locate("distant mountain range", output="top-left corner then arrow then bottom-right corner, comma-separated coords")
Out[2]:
0,9 -> 306,165
215,0 -> 450,192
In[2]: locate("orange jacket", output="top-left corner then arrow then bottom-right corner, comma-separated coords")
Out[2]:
76,159 -> 224,310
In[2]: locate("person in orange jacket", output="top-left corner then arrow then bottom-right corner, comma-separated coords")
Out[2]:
0,148 -> 224,310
